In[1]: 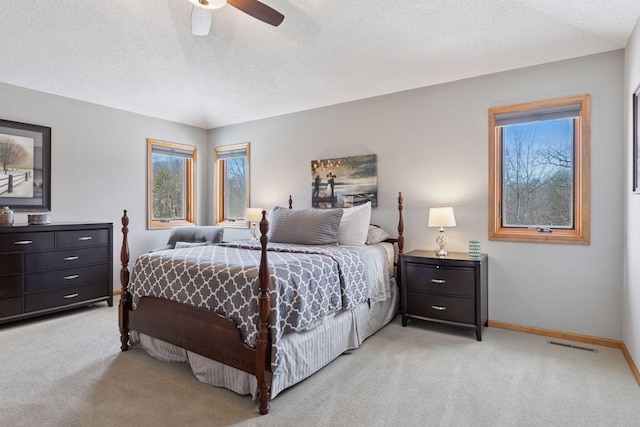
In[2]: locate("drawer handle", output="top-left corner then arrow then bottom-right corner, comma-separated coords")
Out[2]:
64,293 -> 79,299
14,240 -> 33,245
430,279 -> 446,284
64,256 -> 79,261
77,236 -> 92,241
431,305 -> 447,311
64,274 -> 79,280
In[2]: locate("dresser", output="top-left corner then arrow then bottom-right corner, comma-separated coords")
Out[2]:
401,250 -> 488,340
0,222 -> 113,324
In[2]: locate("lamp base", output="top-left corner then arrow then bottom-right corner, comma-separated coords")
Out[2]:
435,248 -> 448,257
435,228 -> 449,257
250,222 -> 258,241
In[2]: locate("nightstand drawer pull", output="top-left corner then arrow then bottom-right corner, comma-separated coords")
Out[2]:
430,279 -> 446,284
63,256 -> 79,261
77,236 -> 92,241
14,240 -> 33,245
63,293 -> 79,299
64,274 -> 79,280
431,305 -> 447,311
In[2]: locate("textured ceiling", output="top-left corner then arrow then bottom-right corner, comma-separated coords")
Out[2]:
1,1 -> 639,129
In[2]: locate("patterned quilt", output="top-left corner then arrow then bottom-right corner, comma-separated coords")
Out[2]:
128,241 -> 389,370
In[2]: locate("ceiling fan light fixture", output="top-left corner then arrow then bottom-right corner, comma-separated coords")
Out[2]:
188,0 -> 227,10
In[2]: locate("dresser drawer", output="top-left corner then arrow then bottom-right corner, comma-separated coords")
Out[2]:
24,282 -> 108,312
406,292 -> 475,324
0,254 -> 22,274
0,296 -> 22,317
0,232 -> 55,253
25,247 -> 109,272
25,264 -> 108,292
57,229 -> 109,249
0,275 -> 21,297
405,263 -> 475,297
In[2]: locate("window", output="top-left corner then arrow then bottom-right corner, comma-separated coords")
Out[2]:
214,143 -> 250,227
147,139 -> 196,229
489,94 -> 590,244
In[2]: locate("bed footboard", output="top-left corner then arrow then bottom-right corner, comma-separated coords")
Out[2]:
117,210 -> 273,414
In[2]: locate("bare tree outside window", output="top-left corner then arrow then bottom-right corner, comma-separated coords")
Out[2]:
215,143 -> 250,227
489,94 -> 590,244
224,156 -> 247,220
152,153 -> 186,220
502,119 -> 574,228
147,139 -> 196,229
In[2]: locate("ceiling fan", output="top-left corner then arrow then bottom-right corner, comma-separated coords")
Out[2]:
189,0 -> 284,36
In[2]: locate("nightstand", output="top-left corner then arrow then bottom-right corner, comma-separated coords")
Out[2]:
400,250 -> 488,341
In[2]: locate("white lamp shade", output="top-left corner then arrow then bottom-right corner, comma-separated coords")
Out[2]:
245,208 -> 263,222
428,207 -> 456,227
188,0 -> 227,10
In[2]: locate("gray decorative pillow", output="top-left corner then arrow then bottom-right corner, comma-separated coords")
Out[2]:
268,206 -> 343,245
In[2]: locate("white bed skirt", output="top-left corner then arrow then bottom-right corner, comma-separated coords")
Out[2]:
131,279 -> 398,399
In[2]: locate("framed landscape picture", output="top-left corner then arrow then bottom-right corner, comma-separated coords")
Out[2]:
311,154 -> 377,208
0,119 -> 51,211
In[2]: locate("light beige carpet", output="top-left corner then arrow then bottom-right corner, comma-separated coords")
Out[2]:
1,299 -> 639,427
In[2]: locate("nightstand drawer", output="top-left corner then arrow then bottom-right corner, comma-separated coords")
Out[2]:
406,292 -> 475,324
405,263 -> 475,297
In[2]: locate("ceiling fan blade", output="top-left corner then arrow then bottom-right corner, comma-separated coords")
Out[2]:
191,6 -> 213,36
228,0 -> 284,26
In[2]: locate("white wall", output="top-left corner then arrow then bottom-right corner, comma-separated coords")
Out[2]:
0,82 -> 209,291
210,50 -> 625,340
624,20 -> 640,368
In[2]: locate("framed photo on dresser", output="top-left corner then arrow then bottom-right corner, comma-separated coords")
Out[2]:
0,119 -> 51,211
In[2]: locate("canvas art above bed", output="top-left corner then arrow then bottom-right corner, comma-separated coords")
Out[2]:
311,154 -> 377,208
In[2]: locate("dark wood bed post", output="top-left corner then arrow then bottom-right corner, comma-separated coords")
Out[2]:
256,210 -> 273,414
118,210 -> 131,351
288,195 -> 292,209
397,192 -> 404,286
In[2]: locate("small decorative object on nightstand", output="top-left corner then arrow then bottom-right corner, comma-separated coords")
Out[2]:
401,250 -> 488,341
245,208 -> 263,241
428,207 -> 456,257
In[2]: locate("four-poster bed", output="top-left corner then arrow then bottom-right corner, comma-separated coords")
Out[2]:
118,193 -> 404,414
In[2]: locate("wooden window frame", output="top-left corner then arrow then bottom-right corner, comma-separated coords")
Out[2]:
147,139 -> 196,229
214,143 -> 250,228
488,94 -> 591,244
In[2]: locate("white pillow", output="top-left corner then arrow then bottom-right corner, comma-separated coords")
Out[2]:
366,224 -> 391,245
338,202 -> 372,245
174,241 -> 207,249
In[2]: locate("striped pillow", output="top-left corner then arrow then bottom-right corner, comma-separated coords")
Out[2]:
268,206 -> 343,245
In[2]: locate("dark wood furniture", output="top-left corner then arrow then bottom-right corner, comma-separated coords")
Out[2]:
401,250 -> 487,340
118,193 -> 404,415
0,222 -> 113,324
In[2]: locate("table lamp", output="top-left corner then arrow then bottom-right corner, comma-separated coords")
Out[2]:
428,207 -> 456,257
245,208 -> 263,241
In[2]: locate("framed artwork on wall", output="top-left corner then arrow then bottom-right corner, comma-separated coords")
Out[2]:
311,154 -> 377,208
0,119 -> 51,211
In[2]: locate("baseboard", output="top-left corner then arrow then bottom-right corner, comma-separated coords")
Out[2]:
621,342 -> 640,386
489,320 -> 640,386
